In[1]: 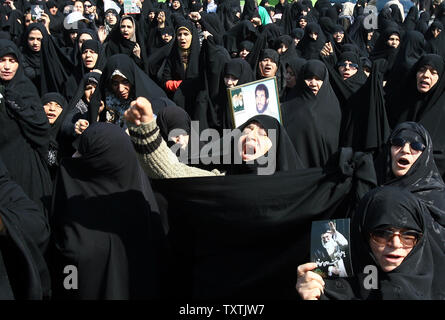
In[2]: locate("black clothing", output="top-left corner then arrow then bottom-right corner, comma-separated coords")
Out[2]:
50,122 -> 166,299
0,157 -> 51,299
0,39 -> 52,215
281,60 -> 342,168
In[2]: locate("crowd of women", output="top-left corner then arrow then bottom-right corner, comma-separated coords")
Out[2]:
1,0 -> 445,300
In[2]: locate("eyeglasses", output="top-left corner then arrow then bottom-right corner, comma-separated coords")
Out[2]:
338,62 -> 358,70
370,228 -> 422,247
390,137 -> 426,152
84,4 -> 92,7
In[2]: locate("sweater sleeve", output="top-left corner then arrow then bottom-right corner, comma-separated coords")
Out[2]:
127,119 -> 223,179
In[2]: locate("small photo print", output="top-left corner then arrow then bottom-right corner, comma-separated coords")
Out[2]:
227,77 -> 281,128
231,88 -> 245,113
310,219 -> 353,278
123,0 -> 140,14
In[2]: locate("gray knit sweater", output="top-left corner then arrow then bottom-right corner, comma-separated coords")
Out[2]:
127,119 -> 223,179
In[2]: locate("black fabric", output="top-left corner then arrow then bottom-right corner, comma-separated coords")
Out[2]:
403,5 -> 418,31
324,186 -> 445,300
0,157 -> 51,300
281,59 -> 342,168
50,122 -> 166,299
0,39 -> 52,215
341,59 -> 391,154
384,30 -> 427,95
152,147 -> 376,299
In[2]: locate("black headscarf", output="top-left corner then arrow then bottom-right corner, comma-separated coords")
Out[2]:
80,39 -> 106,71
50,122 -> 165,299
297,22 -> 327,60
281,60 -> 342,168
156,105 -> 191,148
324,186 -> 445,300
41,92 -> 69,177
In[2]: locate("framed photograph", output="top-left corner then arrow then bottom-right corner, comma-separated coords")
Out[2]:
227,77 -> 282,128
123,0 -> 140,14
310,219 -> 353,278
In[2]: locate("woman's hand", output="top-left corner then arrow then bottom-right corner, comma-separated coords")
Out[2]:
98,26 -> 107,43
75,119 -> 89,135
320,42 -> 333,56
124,97 -> 154,126
296,262 -> 325,300
133,43 -> 141,59
41,13 -> 51,35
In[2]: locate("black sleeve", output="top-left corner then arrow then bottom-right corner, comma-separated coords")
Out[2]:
0,158 -> 51,299
4,87 -> 51,160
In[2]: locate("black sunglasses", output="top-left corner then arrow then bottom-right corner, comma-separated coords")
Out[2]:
338,62 -> 358,70
390,137 -> 426,152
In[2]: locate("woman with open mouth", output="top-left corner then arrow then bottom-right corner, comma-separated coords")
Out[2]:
80,39 -> 106,76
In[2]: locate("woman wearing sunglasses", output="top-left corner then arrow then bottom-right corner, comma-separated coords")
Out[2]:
374,121 -> 445,255
296,186 -> 445,300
